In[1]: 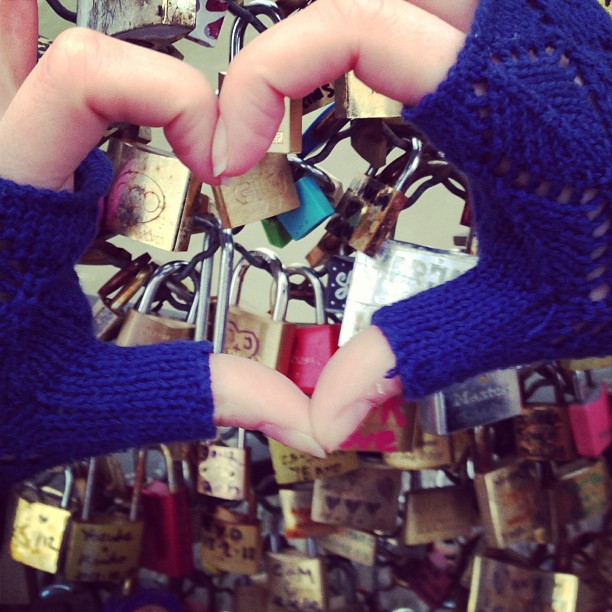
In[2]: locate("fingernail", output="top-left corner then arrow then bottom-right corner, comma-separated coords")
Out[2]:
212,117 -> 228,177
321,399 -> 374,452
259,424 -> 327,459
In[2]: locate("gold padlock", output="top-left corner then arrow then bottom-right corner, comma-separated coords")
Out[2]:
223,249 -> 296,374
279,484 -> 336,540
334,71 -> 403,120
316,527 -> 377,567
104,137 -> 201,251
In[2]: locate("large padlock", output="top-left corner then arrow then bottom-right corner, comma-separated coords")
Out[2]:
223,249 -> 296,374
334,71 -> 403,120
9,466 -> 75,574
276,158 -> 336,241
513,365 -> 577,462
344,140 -> 423,257
139,444 -> 194,578
197,429 -> 250,501
311,462 -> 402,533
63,453 -> 145,583
418,367 -> 523,435
566,368 -> 611,458
104,135 -> 202,251
200,496 -> 262,575
339,238 -> 477,345
76,0 -> 197,45
285,265 -> 341,395
91,253 -> 155,341
115,260 -> 197,346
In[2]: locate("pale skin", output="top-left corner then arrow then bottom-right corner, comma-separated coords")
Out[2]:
0,0 -> 476,454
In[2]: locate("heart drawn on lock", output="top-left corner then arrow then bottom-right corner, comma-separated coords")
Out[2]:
345,500 -> 362,514
325,496 -> 341,511
226,321 -> 260,359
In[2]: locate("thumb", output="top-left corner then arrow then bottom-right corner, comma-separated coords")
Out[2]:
310,326 -> 403,452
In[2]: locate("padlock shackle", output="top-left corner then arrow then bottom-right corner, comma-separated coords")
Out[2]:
229,0 -> 282,62
288,155 -> 337,198
286,264 -> 326,324
81,456 -> 97,521
393,137 -> 423,193
229,248 -> 290,321
137,260 -> 192,315
212,229 -> 235,352
61,465 -> 74,510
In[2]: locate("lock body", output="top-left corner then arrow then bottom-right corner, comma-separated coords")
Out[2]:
334,71 -> 403,120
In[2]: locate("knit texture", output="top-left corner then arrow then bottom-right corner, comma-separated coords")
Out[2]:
372,0 -> 611,398
0,149 -> 215,488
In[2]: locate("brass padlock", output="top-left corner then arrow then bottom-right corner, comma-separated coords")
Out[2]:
115,260 -> 197,346
197,429 -> 250,501
334,71 -> 403,120
268,437 -> 358,486
223,249 -> 296,374
311,462 -> 402,533
279,484 -> 336,540
76,0 -> 197,45
63,454 -> 145,583
10,466 -> 75,574
316,527 -> 377,567
104,136 -> 202,251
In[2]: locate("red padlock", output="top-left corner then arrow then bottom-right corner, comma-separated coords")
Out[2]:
286,265 -> 341,395
139,444 -> 194,577
568,371 -> 611,458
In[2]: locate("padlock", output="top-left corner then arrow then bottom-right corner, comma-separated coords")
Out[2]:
226,1 -> 302,154
311,462 -> 402,533
285,265 -> 341,395
402,471 -> 479,546
276,159 -> 335,240
186,0 -> 229,48
339,238 -> 477,345
266,537 -> 329,612
566,369 -> 611,458
418,367 -> 523,435
233,574 -> 269,612
472,427 -> 550,549
553,457 -> 612,525
104,136 -> 202,251
76,0 -> 197,45
513,365 -> 577,462
349,118 -> 391,169
91,254 -> 155,341
223,248 -> 296,374
334,71 -> 403,120
344,140 -> 423,256
323,252 -> 354,320
115,260 -> 197,346
9,466 -> 75,574
261,216 -> 293,248
268,437 -> 358,486
278,484 -> 336,540
316,527 -> 377,567
467,555 -> 580,612
302,82 -> 336,115
63,453 -> 145,583
200,495 -> 262,575
139,444 -> 194,577
197,429 -> 250,500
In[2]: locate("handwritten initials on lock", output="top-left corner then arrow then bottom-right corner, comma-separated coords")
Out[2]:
225,320 -> 260,359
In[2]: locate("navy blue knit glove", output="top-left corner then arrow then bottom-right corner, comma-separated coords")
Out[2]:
372,0 -> 611,398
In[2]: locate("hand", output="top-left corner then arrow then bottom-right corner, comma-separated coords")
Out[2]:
215,0 -> 477,451
0,2 -> 324,459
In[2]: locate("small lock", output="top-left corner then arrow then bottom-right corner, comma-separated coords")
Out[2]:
10,467 -> 75,574
91,254 -> 155,341
278,484 -> 336,540
186,0 -> 229,48
276,158 -> 336,240
76,0 -> 197,45
334,71 -> 403,120
285,265 -> 341,395
223,249 -> 296,374
104,136 -> 202,251
261,216 -> 293,248
115,260 -> 198,346
316,527 -> 378,567
63,453 -> 145,583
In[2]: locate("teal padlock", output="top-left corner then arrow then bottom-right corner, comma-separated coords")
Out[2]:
277,161 -> 335,240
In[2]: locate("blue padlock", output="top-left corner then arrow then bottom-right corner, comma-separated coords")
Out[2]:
277,160 -> 335,240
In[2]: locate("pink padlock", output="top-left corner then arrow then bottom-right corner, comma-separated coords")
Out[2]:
568,382 -> 611,458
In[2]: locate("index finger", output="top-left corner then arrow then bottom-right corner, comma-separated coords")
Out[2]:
214,0 -> 466,177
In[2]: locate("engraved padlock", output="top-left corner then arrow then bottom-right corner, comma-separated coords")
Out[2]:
285,265 -> 341,395
63,453 -> 145,583
340,238 -> 477,345
76,0 -> 197,45
115,260 -> 198,346
10,466 -> 75,574
223,248 -> 296,374
334,70 -> 403,120
104,135 -> 202,251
